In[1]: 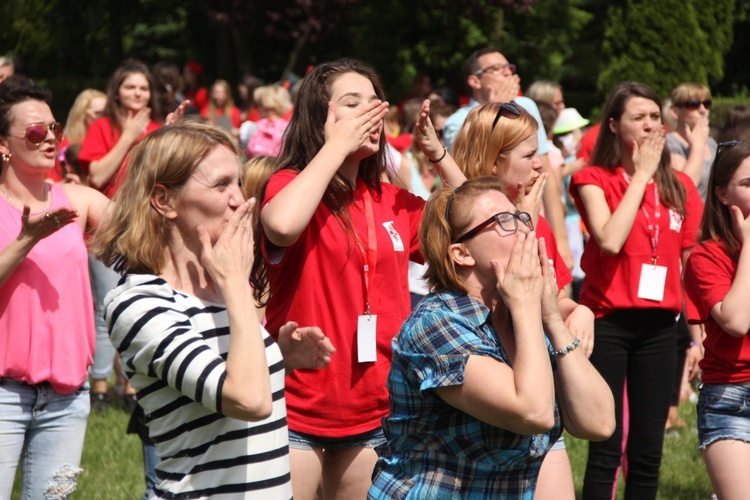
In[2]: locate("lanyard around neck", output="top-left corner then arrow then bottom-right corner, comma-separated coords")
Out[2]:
622,171 -> 660,263
356,178 -> 377,315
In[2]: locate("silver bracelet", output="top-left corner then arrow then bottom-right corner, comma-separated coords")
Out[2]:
552,337 -> 580,357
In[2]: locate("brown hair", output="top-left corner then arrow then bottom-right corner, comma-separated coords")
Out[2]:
207,79 -> 236,123
421,176 -> 507,293
103,61 -> 161,134
91,121 -> 239,274
590,81 -> 686,213
699,141 -> 750,259
251,58 -> 388,304
452,101 -> 538,184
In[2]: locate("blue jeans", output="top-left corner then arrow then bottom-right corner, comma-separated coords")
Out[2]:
88,254 -> 121,380
141,443 -> 158,500
0,378 -> 90,499
698,383 -> 750,449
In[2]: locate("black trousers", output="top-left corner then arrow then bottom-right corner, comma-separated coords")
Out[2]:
582,309 -> 677,500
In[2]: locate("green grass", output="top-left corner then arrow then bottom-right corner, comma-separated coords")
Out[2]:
566,401 -> 713,499
12,400 -> 713,499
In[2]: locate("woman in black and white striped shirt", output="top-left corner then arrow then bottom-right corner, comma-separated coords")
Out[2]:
91,121 -> 334,499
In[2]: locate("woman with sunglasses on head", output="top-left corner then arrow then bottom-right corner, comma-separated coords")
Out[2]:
369,177 -> 613,499
667,83 -> 717,200
683,139 -> 750,500
414,99 -> 596,499
0,79 -> 109,498
78,60 -> 162,408
251,58 -> 466,499
568,82 -> 704,499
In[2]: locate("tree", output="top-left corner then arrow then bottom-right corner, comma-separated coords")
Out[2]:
597,0 -> 735,97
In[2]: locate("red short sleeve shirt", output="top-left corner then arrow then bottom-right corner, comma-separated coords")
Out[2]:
261,170 -> 425,437
684,240 -> 750,383
536,216 -> 573,291
78,117 -> 161,198
569,166 -> 703,316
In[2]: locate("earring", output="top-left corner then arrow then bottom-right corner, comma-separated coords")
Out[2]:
0,153 -> 10,163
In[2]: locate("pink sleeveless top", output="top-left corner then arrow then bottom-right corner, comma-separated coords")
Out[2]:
0,183 -> 95,394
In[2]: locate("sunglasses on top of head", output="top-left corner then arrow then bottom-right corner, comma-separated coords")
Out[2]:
11,122 -> 64,145
491,101 -> 522,131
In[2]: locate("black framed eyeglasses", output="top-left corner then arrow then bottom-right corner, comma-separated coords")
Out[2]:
491,101 -> 521,131
675,99 -> 712,110
453,211 -> 533,244
473,62 -> 517,78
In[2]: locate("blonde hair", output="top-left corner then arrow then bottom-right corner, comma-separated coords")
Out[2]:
91,121 -> 240,274
64,89 -> 106,144
452,102 -> 538,181
242,155 -> 278,202
670,82 -> 711,106
253,85 -> 291,117
421,176 -> 507,293
526,80 -> 561,106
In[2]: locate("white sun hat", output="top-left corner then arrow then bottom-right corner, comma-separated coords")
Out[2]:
553,108 -> 590,135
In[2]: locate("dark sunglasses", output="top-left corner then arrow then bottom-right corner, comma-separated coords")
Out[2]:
491,101 -> 522,131
716,140 -> 750,156
12,122 -> 64,145
454,211 -> 533,244
676,99 -> 712,110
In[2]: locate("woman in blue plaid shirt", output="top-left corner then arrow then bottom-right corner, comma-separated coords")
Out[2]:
369,177 -> 614,499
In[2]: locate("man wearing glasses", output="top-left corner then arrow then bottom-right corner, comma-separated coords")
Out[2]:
443,47 -> 573,274
443,47 -> 547,156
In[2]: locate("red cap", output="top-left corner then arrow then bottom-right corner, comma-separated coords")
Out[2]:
185,62 -> 204,75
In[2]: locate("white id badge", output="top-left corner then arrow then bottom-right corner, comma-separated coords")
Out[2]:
357,314 -> 378,362
637,264 -> 667,302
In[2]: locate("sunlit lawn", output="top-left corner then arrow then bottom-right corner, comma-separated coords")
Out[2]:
12,399 -> 712,499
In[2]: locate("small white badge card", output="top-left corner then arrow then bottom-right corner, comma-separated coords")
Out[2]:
637,264 -> 667,302
357,314 -> 378,363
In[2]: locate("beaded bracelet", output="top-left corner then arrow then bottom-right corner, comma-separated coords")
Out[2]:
552,337 -> 580,357
429,146 -> 447,164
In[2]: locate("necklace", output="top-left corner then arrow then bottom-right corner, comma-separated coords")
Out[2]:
0,183 -> 49,212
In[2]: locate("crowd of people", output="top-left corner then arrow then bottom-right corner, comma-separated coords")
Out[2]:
1,46 -> 749,500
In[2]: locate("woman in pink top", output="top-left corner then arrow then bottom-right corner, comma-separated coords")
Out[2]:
0,78 -> 109,498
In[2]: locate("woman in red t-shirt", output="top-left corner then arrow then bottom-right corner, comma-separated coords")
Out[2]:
569,82 -> 704,499
251,59 -> 466,500
201,79 -> 241,137
684,140 -> 750,500
78,61 -> 162,405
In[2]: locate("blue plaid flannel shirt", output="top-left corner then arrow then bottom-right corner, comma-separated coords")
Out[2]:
369,289 -> 561,499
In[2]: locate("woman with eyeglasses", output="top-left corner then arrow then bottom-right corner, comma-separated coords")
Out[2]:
414,99 -> 596,499
667,83 -> 717,200
0,79 -> 109,498
568,82 -> 704,499
369,177 -> 614,499
683,139 -> 750,500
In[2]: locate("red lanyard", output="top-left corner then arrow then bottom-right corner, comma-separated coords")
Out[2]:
622,172 -> 660,263
356,178 -> 378,315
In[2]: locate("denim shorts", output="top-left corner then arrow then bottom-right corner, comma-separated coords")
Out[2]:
288,427 -> 386,451
697,383 -> 750,449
